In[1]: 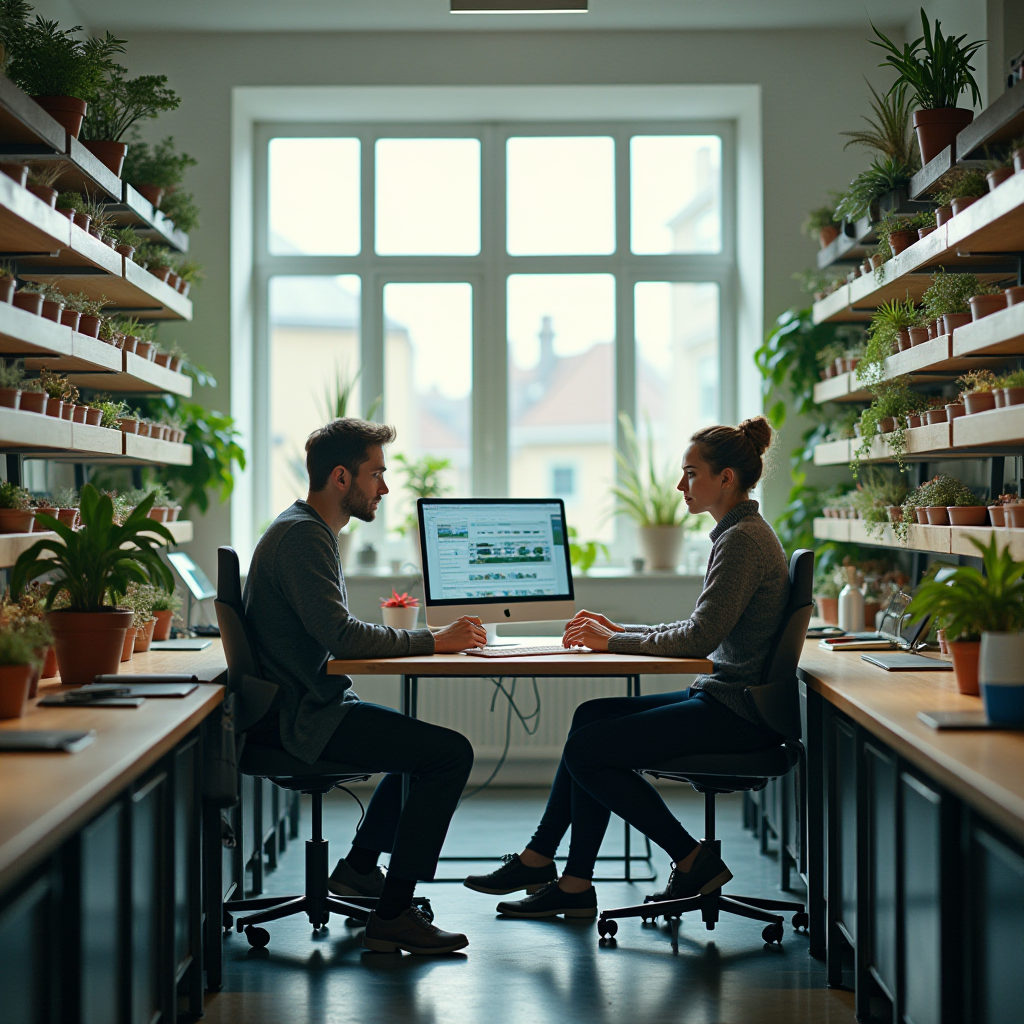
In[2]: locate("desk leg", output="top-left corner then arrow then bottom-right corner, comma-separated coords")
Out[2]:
400,676 -> 418,808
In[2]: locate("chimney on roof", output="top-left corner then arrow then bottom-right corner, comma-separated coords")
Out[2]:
538,315 -> 556,383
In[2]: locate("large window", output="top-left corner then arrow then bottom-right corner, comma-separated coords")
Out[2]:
256,123 -> 735,557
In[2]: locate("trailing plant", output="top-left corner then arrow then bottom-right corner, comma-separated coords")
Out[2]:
852,378 -> 918,472
840,79 -> 919,168
922,269 -> 981,319
80,69 -> 179,142
853,469 -> 909,538
931,168 -> 987,207
834,156 -> 916,223
121,136 -> 196,191
871,9 -> 984,112
906,534 -> 1024,642
11,484 -> 174,612
857,296 -> 919,385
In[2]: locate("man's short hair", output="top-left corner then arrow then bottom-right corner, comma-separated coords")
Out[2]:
305,418 -> 397,492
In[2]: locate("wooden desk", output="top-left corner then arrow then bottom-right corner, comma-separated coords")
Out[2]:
0,641 -> 227,1024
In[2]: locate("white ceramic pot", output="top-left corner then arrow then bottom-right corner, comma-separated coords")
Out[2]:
382,605 -> 419,631
638,525 -> 683,571
980,632 -> 1024,723
838,583 -> 865,632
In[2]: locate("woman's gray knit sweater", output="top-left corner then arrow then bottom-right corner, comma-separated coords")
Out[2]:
607,500 -> 790,726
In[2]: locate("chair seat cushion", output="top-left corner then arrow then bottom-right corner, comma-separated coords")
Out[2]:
647,744 -> 797,780
240,740 -> 370,788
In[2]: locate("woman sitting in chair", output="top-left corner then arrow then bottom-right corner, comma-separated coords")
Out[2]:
463,416 -> 790,918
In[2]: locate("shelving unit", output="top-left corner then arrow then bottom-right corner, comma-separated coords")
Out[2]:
0,75 -> 196,552
813,517 -> 1024,560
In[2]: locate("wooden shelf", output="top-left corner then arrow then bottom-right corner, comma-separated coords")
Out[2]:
107,185 -> 189,254
0,76 -> 65,153
953,303 -> 1024,358
812,517 -> 953,554
812,371 -> 871,404
951,525 -> 1024,560
67,350 -> 192,398
122,432 -> 192,466
813,439 -> 852,466
952,405 -> 1024,449
957,80 -> 1024,161
947,169 -> 1024,254
0,171 -> 69,256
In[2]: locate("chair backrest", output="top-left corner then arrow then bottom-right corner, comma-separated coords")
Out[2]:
745,548 -> 814,740
215,546 -> 279,733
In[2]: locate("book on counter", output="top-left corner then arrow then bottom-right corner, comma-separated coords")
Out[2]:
0,730 -> 96,753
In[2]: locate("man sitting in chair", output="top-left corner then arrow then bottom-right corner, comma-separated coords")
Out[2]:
244,418 -> 487,955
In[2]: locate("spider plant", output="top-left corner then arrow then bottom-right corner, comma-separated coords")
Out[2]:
610,412 -> 690,527
841,79 -> 919,168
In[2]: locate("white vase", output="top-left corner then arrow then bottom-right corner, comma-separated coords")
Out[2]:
979,632 -> 1024,723
638,525 -> 683,571
838,583 -> 865,632
382,605 -> 419,630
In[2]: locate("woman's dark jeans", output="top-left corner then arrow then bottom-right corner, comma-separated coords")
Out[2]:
527,689 -> 780,879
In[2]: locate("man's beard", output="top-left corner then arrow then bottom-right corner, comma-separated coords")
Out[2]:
342,487 -> 377,523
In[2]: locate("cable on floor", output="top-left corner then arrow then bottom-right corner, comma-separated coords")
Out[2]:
459,676 -> 542,804
333,784 -> 367,832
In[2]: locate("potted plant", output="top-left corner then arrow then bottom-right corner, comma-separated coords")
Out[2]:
911,209 -> 937,240
380,589 -> 420,631
922,473 -> 978,525
74,295 -> 108,338
24,162 -> 62,207
79,70 -> 180,176
922,269 -> 982,336
958,369 -> 999,414
803,205 -> 841,248
122,136 -> 197,211
834,156 -> 916,225
123,582 -> 159,653
871,10 -> 984,165
857,297 -> 919,384
91,397 -> 128,430
151,588 -> 182,641
393,452 -> 452,563
0,359 -> 23,409
813,568 -> 842,624
40,283 -> 64,322
11,484 -> 175,685
18,377 -> 45,414
874,212 -> 916,259
0,585 -> 56,695
12,280 -> 46,316
0,261 -> 15,305
968,282 -> 1007,322
907,534 -> 1024,702
174,260 -> 203,298
0,628 -> 38,719
3,17 -> 124,136
0,480 -> 33,534
817,341 -> 845,380
932,167 -> 988,217
39,368 -> 77,421
109,225 -> 142,260
853,470 -> 908,538
159,188 -> 200,235
852,379 -> 920,471
567,526 -> 610,575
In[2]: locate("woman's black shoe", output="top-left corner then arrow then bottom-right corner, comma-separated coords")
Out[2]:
648,845 -> 733,902
496,881 -> 598,919
464,853 -> 557,895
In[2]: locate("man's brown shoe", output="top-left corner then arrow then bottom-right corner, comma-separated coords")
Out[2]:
363,907 -> 469,955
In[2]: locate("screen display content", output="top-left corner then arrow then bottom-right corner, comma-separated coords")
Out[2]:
419,500 -> 573,605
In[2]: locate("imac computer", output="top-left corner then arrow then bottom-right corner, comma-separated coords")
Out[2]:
417,498 -> 577,645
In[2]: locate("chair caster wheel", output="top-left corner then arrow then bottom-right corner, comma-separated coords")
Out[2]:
245,926 -> 270,948
762,923 -> 784,945
792,912 -> 809,932
223,911 -> 233,932
597,918 -> 618,939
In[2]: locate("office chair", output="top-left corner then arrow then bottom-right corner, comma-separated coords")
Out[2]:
596,548 -> 814,948
215,546 -> 431,948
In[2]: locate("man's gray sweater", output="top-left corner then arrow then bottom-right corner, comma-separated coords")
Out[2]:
607,500 -> 790,726
243,501 -> 435,763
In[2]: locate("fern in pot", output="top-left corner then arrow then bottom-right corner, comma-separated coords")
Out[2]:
11,484 -> 174,685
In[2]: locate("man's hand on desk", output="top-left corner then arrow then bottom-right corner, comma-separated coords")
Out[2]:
433,616 -> 488,653
562,610 -> 624,652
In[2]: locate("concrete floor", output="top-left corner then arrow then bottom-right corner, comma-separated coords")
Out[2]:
204,787 -> 855,1024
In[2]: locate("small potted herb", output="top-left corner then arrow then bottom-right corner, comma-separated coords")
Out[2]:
381,589 -> 420,631
921,473 -> 978,526
18,377 -> 45,414
38,368 -> 76,420
958,369 -> 999,414
911,209 -> 937,240
24,162 -> 62,208
875,212 -> 916,259
0,360 -> 23,409
110,581 -> 158,657
0,261 -> 15,305
995,368 -> 1024,409
75,295 -> 109,338
109,225 -> 142,260
0,480 -> 34,534
122,136 -> 197,211
151,588 -> 182,641
813,568 -> 842,624
174,260 -> 203,297
40,283 -> 64,322
968,281 -> 1007,322
803,205 -> 841,249
922,269 -> 982,336
12,280 -> 46,316
932,168 -> 988,218
0,629 -> 38,720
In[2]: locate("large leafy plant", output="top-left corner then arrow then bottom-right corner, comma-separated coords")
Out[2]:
4,18 -> 124,98
11,484 -> 174,612
906,534 -> 1024,642
122,136 -> 196,190
81,69 -> 180,142
871,9 -> 984,111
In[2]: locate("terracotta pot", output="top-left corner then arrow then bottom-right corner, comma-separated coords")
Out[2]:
44,399 -> 62,419
26,185 -> 57,208
819,224 -> 840,248
913,107 -> 974,165
925,408 -> 948,424
937,629 -> 949,656
914,507 -> 930,525
149,266 -> 171,283
948,506 -> 989,526
18,391 -> 45,414
72,212 -> 91,232
935,205 -> 953,227
137,422 -> 152,437
84,407 -> 101,426
943,312 -> 972,335
0,388 -> 19,410
82,140 -> 127,177
1007,505 -> 1024,529
154,352 -> 172,368
906,413 -> 922,428
889,229 -> 915,255
133,616 -> 157,653
896,328 -> 912,351
166,272 -> 181,290
989,505 -> 1006,527
32,506 -> 56,531
925,506 -> 951,526
879,416 -> 896,433
909,326 -> 930,347
115,244 -> 135,260
0,509 -> 34,533
1006,286 -> 1024,306
31,95 -> 88,137
59,402 -> 73,421
951,196 -> 979,216
945,402 -> 966,421
46,608 -> 133,686
995,388 -> 1008,408
815,596 -> 838,625
147,507 -> 169,522
988,168 -> 1014,191
0,664 -> 33,719
121,335 -> 138,354
886,505 -> 904,523
964,391 -> 996,415
823,365 -> 835,379
166,506 -> 181,522
1005,387 -> 1024,407
949,639 -> 981,697
169,357 -> 183,372
40,646 -> 57,679
56,508 -> 78,529
72,404 -> 87,423
118,418 -> 139,434
135,341 -> 153,360
120,626 -> 136,662
59,309 -> 80,331
41,299 -> 63,322
970,293 -> 1008,321
153,609 -> 174,641
0,278 -> 13,304
0,162 -> 28,187
136,184 -> 165,208
78,314 -> 101,338
861,260 -> 873,276
179,282 -> 191,299
917,226 -> 936,239
12,292 -> 43,316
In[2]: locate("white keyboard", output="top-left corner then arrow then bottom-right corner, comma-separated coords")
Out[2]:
465,644 -> 588,659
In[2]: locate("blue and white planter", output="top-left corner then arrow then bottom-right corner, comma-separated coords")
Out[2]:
980,632 -> 1024,725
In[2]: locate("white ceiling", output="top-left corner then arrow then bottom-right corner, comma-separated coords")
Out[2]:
53,0 -> 920,34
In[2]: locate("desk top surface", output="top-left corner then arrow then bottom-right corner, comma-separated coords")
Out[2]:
799,639 -> 1024,846
0,641 -> 226,893
328,637 -> 712,677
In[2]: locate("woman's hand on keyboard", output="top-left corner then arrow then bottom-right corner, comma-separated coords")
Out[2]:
565,609 -> 624,633
434,616 -> 488,653
562,615 -> 620,652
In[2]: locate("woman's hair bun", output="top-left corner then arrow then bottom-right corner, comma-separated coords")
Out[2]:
738,415 -> 773,457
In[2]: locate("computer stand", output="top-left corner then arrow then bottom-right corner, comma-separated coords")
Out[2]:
483,623 -> 517,647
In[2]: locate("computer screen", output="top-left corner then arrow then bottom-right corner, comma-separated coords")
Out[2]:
167,551 -> 216,601
418,499 -> 574,607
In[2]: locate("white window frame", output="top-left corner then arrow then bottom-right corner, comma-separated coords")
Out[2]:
253,119 -> 737,556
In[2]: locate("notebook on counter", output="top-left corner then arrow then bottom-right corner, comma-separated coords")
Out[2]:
861,653 -> 952,671
918,710 -> 1024,730
81,682 -> 198,698
0,730 -> 96,752
149,639 -> 212,651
